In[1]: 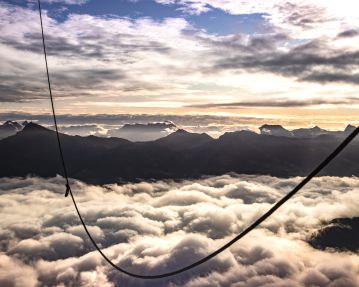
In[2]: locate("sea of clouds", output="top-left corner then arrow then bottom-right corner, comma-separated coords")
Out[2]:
1,174 -> 359,287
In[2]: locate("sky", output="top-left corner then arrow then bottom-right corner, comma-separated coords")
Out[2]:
1,0 -> 359,128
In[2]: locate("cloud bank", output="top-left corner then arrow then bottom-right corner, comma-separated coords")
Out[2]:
1,174 -> 359,286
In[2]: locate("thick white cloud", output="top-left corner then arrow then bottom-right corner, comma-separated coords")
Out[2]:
0,174 -> 359,286
0,254 -> 38,287
156,0 -> 359,37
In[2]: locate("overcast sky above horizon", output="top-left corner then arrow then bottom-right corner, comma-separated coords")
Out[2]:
1,0 -> 359,128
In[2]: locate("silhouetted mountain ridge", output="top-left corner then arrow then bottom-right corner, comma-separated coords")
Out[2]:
107,121 -> 177,141
22,122 -> 49,132
0,123 -> 358,184
259,124 -> 355,138
155,129 -> 213,149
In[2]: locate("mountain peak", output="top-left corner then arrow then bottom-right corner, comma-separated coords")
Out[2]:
164,129 -> 211,139
22,122 -> 49,132
3,120 -> 22,130
259,124 -> 293,137
0,120 -> 25,140
344,124 -> 356,133
156,129 -> 212,149
219,130 -> 258,141
292,126 -> 327,138
173,128 -> 189,135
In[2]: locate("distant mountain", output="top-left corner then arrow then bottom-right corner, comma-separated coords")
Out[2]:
155,129 -> 212,149
292,126 -> 328,138
309,217 -> 359,252
0,120 -> 25,140
52,124 -> 103,137
259,124 -> 356,139
107,121 -> 177,141
259,124 -> 293,137
0,123 -> 358,184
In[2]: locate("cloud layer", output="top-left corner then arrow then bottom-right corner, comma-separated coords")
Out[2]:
1,174 -> 359,286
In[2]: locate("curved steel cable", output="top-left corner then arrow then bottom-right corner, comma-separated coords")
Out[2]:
37,0 -> 359,279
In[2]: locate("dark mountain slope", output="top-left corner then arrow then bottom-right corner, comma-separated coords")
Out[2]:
309,217 -> 359,252
155,129 -> 213,150
0,123 -> 358,184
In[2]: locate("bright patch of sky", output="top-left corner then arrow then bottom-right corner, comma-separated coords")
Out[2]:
5,0 -> 270,35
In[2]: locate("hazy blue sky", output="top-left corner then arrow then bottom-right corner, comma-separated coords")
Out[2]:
1,0 -> 359,127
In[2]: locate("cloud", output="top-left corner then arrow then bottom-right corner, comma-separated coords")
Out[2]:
337,29 -> 359,38
155,0 -> 359,41
302,72 -> 359,85
2,1 -> 359,113
210,36 -> 359,85
189,98 -> 359,109
154,0 -> 277,16
0,254 -> 38,287
1,174 -> 359,286
0,3 -> 183,102
155,0 -> 359,36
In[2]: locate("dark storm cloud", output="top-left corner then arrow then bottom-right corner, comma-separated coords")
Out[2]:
337,29 -> 359,38
0,67 -> 126,102
189,98 -> 359,109
0,83 -> 45,102
51,68 -> 126,89
197,32 -> 289,54
1,33 -> 89,58
1,31 -> 171,60
302,72 -> 359,85
212,37 -> 359,85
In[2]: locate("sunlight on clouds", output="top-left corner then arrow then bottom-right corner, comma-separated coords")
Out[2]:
0,175 -> 359,286
0,1 -> 359,125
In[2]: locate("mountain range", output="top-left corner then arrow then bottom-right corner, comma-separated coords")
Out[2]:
0,122 -> 358,184
259,124 -> 356,138
0,120 -> 178,141
107,121 -> 177,141
1,120 -> 356,141
0,120 -> 28,140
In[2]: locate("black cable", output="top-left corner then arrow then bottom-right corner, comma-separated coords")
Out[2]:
70,126 -> 358,279
37,0 -> 71,197
37,0 -> 359,279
